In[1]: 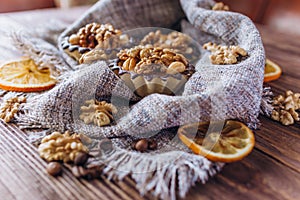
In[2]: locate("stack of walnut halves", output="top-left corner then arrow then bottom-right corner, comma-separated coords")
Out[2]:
271,90 -> 300,125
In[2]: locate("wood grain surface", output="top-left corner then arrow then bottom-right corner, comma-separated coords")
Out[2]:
0,7 -> 299,200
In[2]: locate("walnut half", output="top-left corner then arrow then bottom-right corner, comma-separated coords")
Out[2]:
212,2 -> 230,11
80,99 -> 117,126
38,131 -> 89,163
271,90 -> 300,125
69,23 -> 122,49
203,42 -> 247,65
117,46 -> 188,74
140,30 -> 193,55
0,96 -> 26,123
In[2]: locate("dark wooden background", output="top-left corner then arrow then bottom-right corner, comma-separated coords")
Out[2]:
1,0 -> 300,36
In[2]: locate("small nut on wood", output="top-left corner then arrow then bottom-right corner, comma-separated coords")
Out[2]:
74,152 -> 89,166
46,162 -> 62,177
167,61 -> 186,74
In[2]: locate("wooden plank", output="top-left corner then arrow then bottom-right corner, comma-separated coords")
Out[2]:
256,116 -> 300,173
185,149 -> 300,200
247,25 -> 300,174
0,178 -> 16,200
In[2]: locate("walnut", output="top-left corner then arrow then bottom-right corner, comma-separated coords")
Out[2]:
116,46 -> 188,74
289,108 -> 299,121
78,36 -> 130,64
203,42 -> 247,65
77,23 -> 101,48
79,49 -> 108,64
202,42 -> 219,51
80,99 -> 117,126
140,30 -> 193,55
95,23 -> 122,42
271,110 -> 280,121
69,34 -> 80,45
135,62 -> 167,74
279,110 -> 294,126
122,57 -> 137,71
273,94 -> 285,105
167,61 -> 186,74
271,90 -> 300,125
212,2 -> 230,11
69,23 -> 123,49
0,96 -> 26,123
38,131 -> 89,163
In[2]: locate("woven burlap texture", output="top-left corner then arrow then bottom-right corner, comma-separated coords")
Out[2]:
14,0 -> 265,199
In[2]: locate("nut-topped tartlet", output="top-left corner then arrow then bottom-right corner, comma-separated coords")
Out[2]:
109,45 -> 195,97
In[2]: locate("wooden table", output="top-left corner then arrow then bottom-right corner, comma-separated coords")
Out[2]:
0,7 -> 299,200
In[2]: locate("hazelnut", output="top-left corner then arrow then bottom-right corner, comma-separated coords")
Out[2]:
46,162 -> 62,176
74,152 -> 89,166
134,139 -> 148,152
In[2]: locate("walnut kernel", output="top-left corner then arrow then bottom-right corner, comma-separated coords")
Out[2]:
140,30 -> 193,55
167,61 -> 186,74
0,96 -> 26,123
117,46 -> 188,74
79,49 -> 108,64
80,100 -> 117,126
212,2 -> 230,11
69,23 -> 123,49
271,90 -> 300,125
203,42 -> 247,65
38,131 -> 89,163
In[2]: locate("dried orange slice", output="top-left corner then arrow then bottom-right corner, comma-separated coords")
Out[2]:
264,59 -> 282,82
178,120 -> 255,163
0,58 -> 56,92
